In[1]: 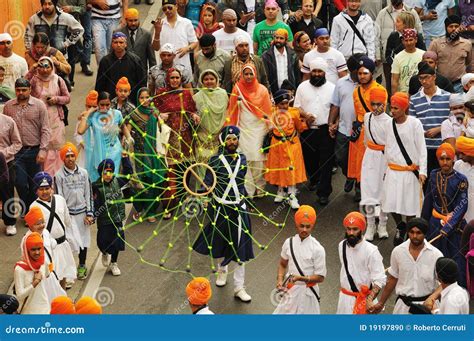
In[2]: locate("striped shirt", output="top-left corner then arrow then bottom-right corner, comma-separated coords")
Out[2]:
54,165 -> 94,216
409,87 -> 451,149
91,0 -> 121,20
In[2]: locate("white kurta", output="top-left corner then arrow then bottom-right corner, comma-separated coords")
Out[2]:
237,99 -> 268,162
388,240 -> 443,314
273,235 -> 327,315
454,159 -> 474,222
361,112 -> 391,206
336,239 -> 386,314
14,264 -> 49,314
437,283 -> 469,314
381,116 -> 427,217
30,195 -> 77,280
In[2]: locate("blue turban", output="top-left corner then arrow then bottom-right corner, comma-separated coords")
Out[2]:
97,159 -> 115,176
314,28 -> 329,38
112,32 -> 127,40
219,126 -> 240,144
33,171 -> 53,189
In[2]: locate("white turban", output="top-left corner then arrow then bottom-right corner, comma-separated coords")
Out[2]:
160,43 -> 175,54
233,35 -> 249,47
461,73 -> 474,87
309,57 -> 328,73
0,33 -> 12,42
449,93 -> 465,107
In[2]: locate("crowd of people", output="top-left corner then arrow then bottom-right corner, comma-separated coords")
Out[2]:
0,0 -> 473,315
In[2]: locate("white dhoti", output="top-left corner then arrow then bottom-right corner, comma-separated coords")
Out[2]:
381,168 -> 423,217
273,284 -> 320,314
360,148 -> 386,206
70,213 -> 91,250
53,241 -> 77,281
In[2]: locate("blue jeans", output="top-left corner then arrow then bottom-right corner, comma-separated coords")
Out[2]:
80,10 -> 92,66
14,147 -> 41,214
91,17 -> 120,64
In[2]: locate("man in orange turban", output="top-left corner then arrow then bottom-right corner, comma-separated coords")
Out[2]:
186,277 -> 214,314
125,8 -> 139,20
361,87 -> 391,241
75,296 -> 102,314
274,205 -> 326,314
454,136 -> 474,223
382,92 -> 428,246
421,141 -> 468,287
50,296 -> 75,314
337,212 -> 385,314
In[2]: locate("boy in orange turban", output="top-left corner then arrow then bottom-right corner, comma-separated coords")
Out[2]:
55,141 -> 94,280
421,142 -> 468,287
274,205 -> 326,314
360,87 -> 390,241
382,92 -> 427,247
186,277 -> 214,314
111,77 -> 136,124
337,212 -> 385,314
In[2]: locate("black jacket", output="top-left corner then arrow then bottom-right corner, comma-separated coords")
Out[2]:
116,26 -> 157,72
385,31 -> 426,65
235,0 -> 289,31
288,15 -> 323,42
408,72 -> 455,96
262,45 -> 300,95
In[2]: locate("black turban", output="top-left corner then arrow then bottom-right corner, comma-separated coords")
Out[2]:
436,257 -> 458,284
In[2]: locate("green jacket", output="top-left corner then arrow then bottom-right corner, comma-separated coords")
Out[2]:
92,178 -> 125,226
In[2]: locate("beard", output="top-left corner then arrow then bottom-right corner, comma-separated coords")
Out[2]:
309,76 -> 326,87
274,42 -> 285,49
203,49 -> 215,58
447,30 -> 461,42
345,232 -> 362,247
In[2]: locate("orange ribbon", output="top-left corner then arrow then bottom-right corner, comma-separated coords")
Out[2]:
367,141 -> 385,151
388,163 -> 419,172
340,285 -> 371,314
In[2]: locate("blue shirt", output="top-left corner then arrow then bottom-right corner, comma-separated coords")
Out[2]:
330,75 -> 357,136
415,0 -> 456,37
409,86 -> 451,149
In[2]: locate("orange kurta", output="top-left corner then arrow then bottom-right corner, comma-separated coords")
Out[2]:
265,107 -> 308,187
347,81 -> 386,182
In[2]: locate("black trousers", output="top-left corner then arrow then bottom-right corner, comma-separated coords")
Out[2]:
300,125 -> 335,197
0,161 -> 16,226
334,131 -> 350,178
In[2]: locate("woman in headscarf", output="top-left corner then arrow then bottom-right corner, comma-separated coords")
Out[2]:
227,63 -> 272,199
126,88 -> 167,223
154,68 -> 200,218
193,69 -> 228,163
77,91 -> 131,182
293,31 -> 312,70
27,56 -> 70,175
25,32 -> 71,78
14,232 -> 50,314
195,3 -> 222,38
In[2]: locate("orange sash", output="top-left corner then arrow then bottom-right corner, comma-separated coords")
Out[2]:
388,163 -> 419,172
367,141 -> 385,151
340,285 -> 371,314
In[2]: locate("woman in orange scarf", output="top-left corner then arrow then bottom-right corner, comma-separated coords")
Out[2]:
14,232 -> 50,314
227,64 -> 272,198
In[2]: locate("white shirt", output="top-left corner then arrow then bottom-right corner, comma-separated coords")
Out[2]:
160,15 -> 198,70
294,80 -> 335,127
0,53 -> 28,90
14,264 -> 50,314
244,0 -> 256,37
274,46 -> 288,89
281,234 -> 327,281
441,115 -> 463,141
338,239 -> 386,291
301,48 -> 348,85
388,240 -> 443,297
437,282 -> 469,314
213,28 -> 254,55
454,159 -> 474,222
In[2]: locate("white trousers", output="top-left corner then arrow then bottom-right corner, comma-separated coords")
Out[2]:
244,161 -> 266,197
218,262 -> 245,292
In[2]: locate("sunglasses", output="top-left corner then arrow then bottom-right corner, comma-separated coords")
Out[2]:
163,5 -> 174,11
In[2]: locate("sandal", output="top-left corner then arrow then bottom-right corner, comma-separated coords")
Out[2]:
163,212 -> 172,220
132,211 -> 141,222
147,216 -> 157,223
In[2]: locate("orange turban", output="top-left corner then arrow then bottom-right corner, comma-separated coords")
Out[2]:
75,297 -> 102,314
186,277 -> 212,306
274,28 -> 288,39
125,8 -> 139,19
436,142 -> 455,160
294,205 -> 317,225
116,77 -> 131,90
456,136 -> 474,157
25,232 -> 43,250
59,142 -> 78,161
369,87 -> 388,104
85,90 -> 98,107
18,232 -> 45,271
50,296 -> 75,314
343,212 -> 367,231
24,206 -> 44,229
391,92 -> 409,112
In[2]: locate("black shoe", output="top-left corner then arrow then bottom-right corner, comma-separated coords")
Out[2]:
344,179 -> 355,193
393,222 -> 407,246
134,0 -> 141,4
332,166 -> 337,174
81,65 -> 93,76
319,196 -> 329,206
353,190 -> 361,202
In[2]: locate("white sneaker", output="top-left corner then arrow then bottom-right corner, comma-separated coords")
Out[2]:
101,253 -> 111,267
5,225 -> 17,236
234,288 -> 252,302
216,271 -> 227,287
377,223 -> 389,239
289,197 -> 300,210
274,188 -> 286,203
65,280 -> 75,289
365,223 -> 376,242
109,262 -> 121,276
